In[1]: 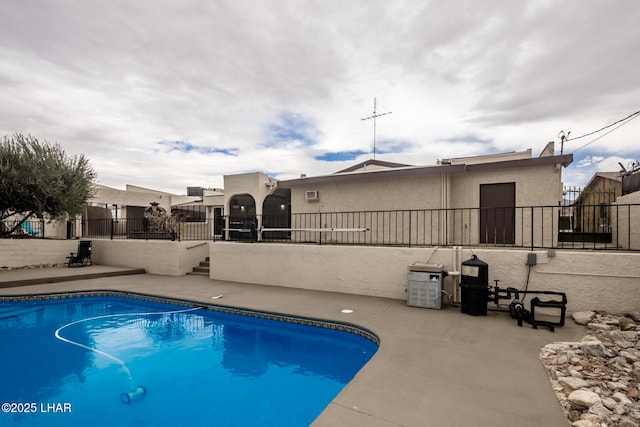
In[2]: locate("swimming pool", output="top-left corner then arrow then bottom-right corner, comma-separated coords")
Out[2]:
0,293 -> 378,426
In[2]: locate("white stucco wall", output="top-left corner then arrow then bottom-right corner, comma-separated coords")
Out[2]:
612,191 -> 640,250
0,239 -> 209,276
210,242 -> 640,314
291,173 -> 445,213
92,240 -> 209,275
284,162 -> 565,246
448,163 -> 563,208
0,240 -> 81,267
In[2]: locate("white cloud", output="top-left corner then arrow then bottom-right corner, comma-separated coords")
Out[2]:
0,0 -> 639,195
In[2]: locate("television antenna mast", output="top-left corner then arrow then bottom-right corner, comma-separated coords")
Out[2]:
361,98 -> 391,159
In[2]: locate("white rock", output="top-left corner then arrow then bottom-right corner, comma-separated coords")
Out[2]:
569,389 -> 602,408
612,391 -> 632,405
544,342 -> 576,351
559,376 -> 590,390
588,323 -> 616,331
602,396 -> 617,410
571,420 -> 598,427
573,311 -> 597,325
588,402 -> 612,417
571,420 -> 600,427
607,381 -> 628,390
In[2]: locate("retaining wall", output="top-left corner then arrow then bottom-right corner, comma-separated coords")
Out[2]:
210,242 -> 640,314
0,239 -> 209,276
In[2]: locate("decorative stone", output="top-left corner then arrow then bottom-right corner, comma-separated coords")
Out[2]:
602,396 -> 617,410
608,381 -> 628,390
613,392 -> 632,405
545,342 -> 575,351
581,341 -> 616,358
574,311 -> 597,325
588,323 -> 617,331
569,390 -> 602,408
559,376 -> 590,391
619,417 -> 639,427
572,419 -> 599,427
589,402 -> 613,417
542,311 -> 640,426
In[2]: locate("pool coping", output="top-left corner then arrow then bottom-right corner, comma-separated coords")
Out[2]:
0,289 -> 380,345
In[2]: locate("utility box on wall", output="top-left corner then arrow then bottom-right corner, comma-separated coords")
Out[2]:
407,263 -> 447,309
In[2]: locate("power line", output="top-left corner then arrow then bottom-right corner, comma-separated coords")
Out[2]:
574,112 -> 640,152
565,109 -> 640,142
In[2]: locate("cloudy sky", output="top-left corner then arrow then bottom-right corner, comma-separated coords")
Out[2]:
1,0 -> 638,195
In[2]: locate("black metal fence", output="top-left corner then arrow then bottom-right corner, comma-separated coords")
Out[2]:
226,204 -> 638,250
78,217 -> 216,241
3,203 -> 639,251
0,219 -> 46,237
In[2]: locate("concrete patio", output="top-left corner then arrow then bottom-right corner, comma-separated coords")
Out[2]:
0,266 -> 585,426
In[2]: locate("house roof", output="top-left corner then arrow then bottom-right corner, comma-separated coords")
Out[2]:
278,153 -> 574,187
334,159 -> 412,173
573,171 -> 623,204
593,172 -> 622,182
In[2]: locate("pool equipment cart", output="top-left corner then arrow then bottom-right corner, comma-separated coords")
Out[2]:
406,263 -> 448,309
459,255 -> 567,331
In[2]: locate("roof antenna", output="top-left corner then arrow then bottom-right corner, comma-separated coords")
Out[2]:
361,98 -> 392,160
558,130 -> 570,156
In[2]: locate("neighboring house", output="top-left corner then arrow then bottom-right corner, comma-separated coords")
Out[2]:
622,162 -> 640,195
73,184 -> 201,238
216,143 -> 573,247
572,172 -> 622,235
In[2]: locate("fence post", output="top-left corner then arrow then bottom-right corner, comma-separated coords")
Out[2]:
110,219 -> 115,240
530,206 -> 534,251
408,211 -> 412,247
319,212 -> 322,246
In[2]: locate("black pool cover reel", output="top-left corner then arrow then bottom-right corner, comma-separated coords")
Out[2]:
490,286 -> 567,332
459,255 -> 568,331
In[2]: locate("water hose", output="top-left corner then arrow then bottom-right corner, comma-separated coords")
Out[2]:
54,306 -> 203,403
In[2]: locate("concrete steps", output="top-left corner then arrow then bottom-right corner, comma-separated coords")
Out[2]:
187,257 -> 210,276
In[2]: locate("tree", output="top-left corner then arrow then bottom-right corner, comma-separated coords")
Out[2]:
0,133 -> 97,236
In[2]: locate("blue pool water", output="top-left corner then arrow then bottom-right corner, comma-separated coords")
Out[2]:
0,295 -> 378,426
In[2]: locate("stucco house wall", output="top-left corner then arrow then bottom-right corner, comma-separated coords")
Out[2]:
448,163 -> 564,247
290,173 -> 445,213
573,173 -> 622,234
278,152 -> 570,246
611,190 -> 640,250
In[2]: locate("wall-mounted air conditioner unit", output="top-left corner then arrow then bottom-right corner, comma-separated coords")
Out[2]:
305,190 -> 319,201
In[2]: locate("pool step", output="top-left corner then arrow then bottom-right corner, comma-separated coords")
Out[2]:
188,257 -> 210,276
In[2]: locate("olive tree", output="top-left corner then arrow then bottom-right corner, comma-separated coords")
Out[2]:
0,133 -> 96,236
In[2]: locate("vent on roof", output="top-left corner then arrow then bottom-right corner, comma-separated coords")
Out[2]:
305,190 -> 319,201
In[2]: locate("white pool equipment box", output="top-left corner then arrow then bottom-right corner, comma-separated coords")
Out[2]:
407,263 -> 446,309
